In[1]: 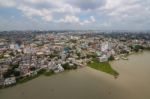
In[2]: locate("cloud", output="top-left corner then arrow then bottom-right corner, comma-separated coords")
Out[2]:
0,0 -> 17,7
0,0 -> 150,30
56,15 -> 96,25
17,4 -> 52,22
80,16 -> 96,25
57,15 -> 79,23
66,0 -> 106,10
97,0 -> 150,30
90,16 -> 96,22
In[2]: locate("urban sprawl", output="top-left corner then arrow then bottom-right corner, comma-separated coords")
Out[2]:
0,31 -> 150,88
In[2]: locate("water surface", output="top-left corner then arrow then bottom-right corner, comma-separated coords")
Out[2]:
0,51 -> 150,99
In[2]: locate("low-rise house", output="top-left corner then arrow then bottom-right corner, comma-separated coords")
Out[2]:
96,51 -> 102,56
29,71 -> 37,76
0,65 -> 9,73
0,43 -> 9,51
99,54 -> 108,62
19,64 -> 30,77
4,77 -> 16,86
3,54 -> 10,58
52,64 -> 64,73
36,52 -> 44,56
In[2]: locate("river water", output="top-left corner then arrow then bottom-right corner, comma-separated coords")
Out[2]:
0,51 -> 150,99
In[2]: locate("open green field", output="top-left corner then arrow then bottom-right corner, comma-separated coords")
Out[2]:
88,59 -> 119,77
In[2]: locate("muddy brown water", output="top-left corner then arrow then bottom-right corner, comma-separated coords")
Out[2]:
0,51 -> 150,99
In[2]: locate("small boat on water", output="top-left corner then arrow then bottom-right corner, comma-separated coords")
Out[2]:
114,56 -> 120,60
121,57 -> 128,60
115,57 -> 120,60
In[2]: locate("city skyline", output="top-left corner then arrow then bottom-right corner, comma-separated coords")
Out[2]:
0,0 -> 150,31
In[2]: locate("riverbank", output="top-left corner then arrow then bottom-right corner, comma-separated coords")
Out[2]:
17,69 -> 54,84
0,69 -> 54,89
0,64 -> 78,89
87,50 -> 150,77
1,51 -> 150,99
1,50 -> 149,89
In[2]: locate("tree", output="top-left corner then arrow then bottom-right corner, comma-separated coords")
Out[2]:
3,69 -> 14,78
14,70 -> 20,77
62,63 -> 77,70
109,55 -> 114,61
30,67 -> 36,71
62,63 -> 70,70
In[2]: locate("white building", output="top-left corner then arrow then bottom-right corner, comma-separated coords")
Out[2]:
61,53 -> 66,61
10,44 -> 20,50
101,42 -> 112,52
99,55 -> 108,62
4,77 -> 16,86
52,64 -> 64,73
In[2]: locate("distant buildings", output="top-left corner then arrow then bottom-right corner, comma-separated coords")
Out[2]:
0,31 -> 150,87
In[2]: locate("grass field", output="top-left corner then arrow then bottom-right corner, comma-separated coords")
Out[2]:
88,59 -> 119,77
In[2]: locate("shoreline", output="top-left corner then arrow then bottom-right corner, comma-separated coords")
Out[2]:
1,50 -> 149,90
87,50 -> 150,77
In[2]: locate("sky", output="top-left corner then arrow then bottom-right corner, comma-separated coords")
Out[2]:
0,0 -> 150,31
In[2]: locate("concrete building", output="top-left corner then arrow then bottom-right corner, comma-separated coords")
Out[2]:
99,54 -> 108,62
4,77 -> 16,86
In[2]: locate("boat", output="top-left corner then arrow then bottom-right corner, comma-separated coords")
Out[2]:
115,57 -> 120,60
121,57 -> 128,60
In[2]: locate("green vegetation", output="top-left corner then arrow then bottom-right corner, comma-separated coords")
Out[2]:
129,45 -> 144,52
9,52 -> 15,56
87,53 -> 97,58
88,59 -> 119,77
37,69 -> 47,74
62,63 -> 77,70
17,69 -> 54,84
17,74 -> 40,84
0,69 -> 55,89
0,55 -> 4,59
108,55 -> 115,61
76,52 -> 81,58
70,39 -> 77,43
48,54 -> 59,58
44,70 -> 54,76
3,63 -> 20,78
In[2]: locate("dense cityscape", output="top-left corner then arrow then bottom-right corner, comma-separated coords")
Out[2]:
1,0 -> 150,98
0,31 -> 150,88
